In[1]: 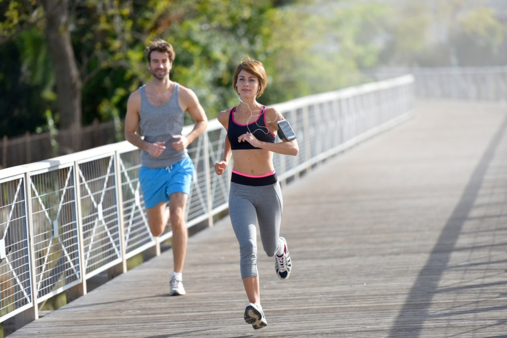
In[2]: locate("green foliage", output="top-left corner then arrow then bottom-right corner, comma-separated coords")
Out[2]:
66,0 -> 314,123
0,30 -> 53,137
1,0 -> 395,138
291,0 -> 389,94
0,0 -> 44,43
0,0 -> 56,136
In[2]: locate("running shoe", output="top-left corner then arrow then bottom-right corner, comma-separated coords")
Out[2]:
275,237 -> 292,279
169,277 -> 186,296
244,303 -> 268,330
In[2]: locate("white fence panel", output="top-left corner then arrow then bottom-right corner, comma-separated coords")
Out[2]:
29,165 -> 81,303
368,67 -> 507,101
118,149 -> 154,258
0,175 -> 32,320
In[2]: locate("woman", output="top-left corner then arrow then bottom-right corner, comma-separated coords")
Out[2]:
214,58 -> 299,330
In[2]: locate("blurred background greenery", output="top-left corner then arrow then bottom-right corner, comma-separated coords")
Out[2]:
1,0 -> 506,139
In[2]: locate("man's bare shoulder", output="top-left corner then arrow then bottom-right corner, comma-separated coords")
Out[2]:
177,84 -> 197,100
128,89 -> 142,102
127,89 -> 141,110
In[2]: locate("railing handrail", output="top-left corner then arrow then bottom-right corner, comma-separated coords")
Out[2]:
367,67 -> 507,101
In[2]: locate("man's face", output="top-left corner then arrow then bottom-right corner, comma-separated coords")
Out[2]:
148,51 -> 172,80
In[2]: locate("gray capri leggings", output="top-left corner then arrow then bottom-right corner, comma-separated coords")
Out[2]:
229,180 -> 283,278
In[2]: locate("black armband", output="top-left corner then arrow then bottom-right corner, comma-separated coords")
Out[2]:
277,120 -> 297,141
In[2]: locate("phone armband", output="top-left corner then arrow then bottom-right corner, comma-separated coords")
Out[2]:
277,120 -> 297,141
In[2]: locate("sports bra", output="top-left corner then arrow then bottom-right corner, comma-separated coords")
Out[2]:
227,106 -> 276,150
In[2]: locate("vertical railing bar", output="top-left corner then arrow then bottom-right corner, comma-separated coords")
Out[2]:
114,151 -> 127,273
334,99 -> 341,148
73,160 -> 87,296
315,103 -> 322,161
203,132 -> 213,227
303,105 -> 311,175
23,172 -> 38,325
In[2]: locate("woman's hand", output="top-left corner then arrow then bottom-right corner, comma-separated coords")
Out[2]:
215,160 -> 228,175
238,132 -> 262,148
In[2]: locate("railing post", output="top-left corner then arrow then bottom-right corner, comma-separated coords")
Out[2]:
203,133 -> 213,227
15,172 -> 38,329
314,103 -> 321,163
339,99 -> 345,145
354,95 -> 360,137
108,151 -> 128,278
302,105 -> 311,175
66,161 -> 87,302
333,99 -> 340,149
333,99 -> 343,147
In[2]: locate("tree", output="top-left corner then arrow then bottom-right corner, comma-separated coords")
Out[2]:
39,0 -> 82,130
1,0 -> 82,130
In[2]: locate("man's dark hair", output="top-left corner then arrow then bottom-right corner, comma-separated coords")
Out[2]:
146,39 -> 175,63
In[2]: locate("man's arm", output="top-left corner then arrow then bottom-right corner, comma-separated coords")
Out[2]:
172,87 -> 208,151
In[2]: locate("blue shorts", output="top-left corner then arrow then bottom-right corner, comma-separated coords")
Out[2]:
139,157 -> 194,209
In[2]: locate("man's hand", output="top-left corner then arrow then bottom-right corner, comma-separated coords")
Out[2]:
172,135 -> 189,151
147,142 -> 166,157
214,161 -> 228,175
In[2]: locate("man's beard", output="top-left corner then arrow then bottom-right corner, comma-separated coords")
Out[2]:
150,68 -> 168,80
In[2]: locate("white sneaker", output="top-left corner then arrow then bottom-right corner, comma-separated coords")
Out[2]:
275,237 -> 292,279
244,303 -> 267,330
169,277 -> 186,296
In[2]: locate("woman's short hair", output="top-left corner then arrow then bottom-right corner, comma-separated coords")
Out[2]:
146,38 -> 175,63
232,58 -> 267,98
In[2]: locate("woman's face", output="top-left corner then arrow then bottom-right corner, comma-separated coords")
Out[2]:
236,69 -> 260,99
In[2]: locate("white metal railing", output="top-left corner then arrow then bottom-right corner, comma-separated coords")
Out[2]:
0,75 -> 414,326
368,66 -> 507,101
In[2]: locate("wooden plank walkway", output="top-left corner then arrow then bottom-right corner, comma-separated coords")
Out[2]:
9,100 -> 507,337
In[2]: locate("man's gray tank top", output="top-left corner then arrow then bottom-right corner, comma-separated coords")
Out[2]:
139,83 -> 188,168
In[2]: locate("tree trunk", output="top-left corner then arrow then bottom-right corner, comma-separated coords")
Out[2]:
39,0 -> 82,130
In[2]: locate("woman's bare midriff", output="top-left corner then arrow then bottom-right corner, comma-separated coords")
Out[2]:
232,149 -> 274,176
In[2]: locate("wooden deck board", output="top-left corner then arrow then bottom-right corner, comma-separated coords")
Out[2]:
9,100 -> 507,337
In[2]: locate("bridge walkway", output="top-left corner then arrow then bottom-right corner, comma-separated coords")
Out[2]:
10,100 -> 507,337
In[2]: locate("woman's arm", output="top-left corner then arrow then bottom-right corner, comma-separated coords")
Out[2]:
237,106 -> 299,156
214,109 -> 232,175
215,137 -> 232,175
237,133 -> 299,156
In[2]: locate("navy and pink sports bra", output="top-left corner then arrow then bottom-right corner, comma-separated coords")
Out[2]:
227,106 -> 276,150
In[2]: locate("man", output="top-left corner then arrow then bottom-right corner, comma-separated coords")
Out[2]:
125,39 -> 208,296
